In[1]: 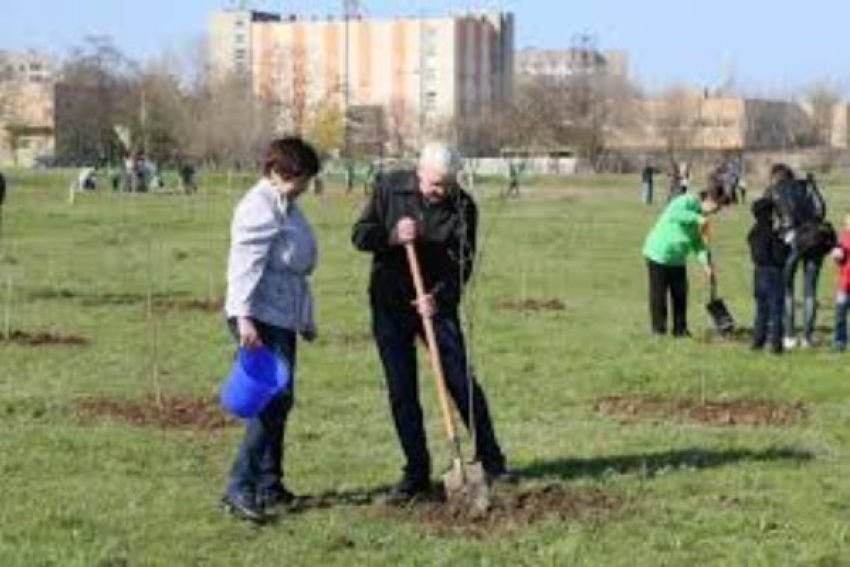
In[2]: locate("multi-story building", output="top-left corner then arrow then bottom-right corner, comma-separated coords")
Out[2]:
208,8 -> 515,154
606,90 -> 822,152
516,48 -> 629,82
0,50 -> 55,166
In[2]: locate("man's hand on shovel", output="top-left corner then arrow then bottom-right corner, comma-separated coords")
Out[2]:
411,294 -> 436,318
393,217 -> 418,245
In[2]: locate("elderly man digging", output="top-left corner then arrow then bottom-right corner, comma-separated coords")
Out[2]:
352,142 -> 510,503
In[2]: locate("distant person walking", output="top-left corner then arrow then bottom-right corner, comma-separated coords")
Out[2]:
179,161 -> 198,194
642,185 -> 731,336
505,160 -> 523,198
667,162 -> 684,202
344,159 -> 355,194
641,164 -> 657,205
0,170 -> 6,237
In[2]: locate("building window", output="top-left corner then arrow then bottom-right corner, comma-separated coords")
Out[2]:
424,91 -> 437,112
423,27 -> 438,57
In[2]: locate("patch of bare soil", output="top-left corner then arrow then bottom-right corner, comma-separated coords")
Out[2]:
77,396 -> 233,431
594,396 -> 808,427
0,330 -> 88,347
151,297 -> 223,313
697,328 -> 753,345
379,484 -> 625,537
496,298 -> 567,312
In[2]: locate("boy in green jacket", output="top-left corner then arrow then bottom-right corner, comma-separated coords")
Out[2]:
643,185 -> 730,336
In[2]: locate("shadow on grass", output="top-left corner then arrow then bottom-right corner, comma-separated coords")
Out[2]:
287,484 -> 394,512
517,446 -> 814,481
274,447 -> 813,516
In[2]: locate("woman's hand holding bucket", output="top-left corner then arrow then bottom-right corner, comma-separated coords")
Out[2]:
237,317 -> 263,349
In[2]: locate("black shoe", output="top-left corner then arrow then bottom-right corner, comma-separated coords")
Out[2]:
385,476 -> 431,504
672,330 -> 692,339
221,493 -> 265,524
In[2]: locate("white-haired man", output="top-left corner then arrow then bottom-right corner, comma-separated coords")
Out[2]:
352,142 -> 509,502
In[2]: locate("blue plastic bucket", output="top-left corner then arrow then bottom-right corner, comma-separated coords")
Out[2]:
220,346 -> 290,419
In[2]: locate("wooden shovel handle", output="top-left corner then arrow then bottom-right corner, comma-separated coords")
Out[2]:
404,243 -> 460,447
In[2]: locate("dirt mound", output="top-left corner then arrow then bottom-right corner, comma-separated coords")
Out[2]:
381,484 -> 624,537
496,298 -> 567,312
152,298 -> 223,313
0,330 -> 89,347
27,289 -> 216,311
595,396 -> 808,427
77,395 -> 233,431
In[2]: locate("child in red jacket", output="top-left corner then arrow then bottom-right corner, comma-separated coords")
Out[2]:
831,214 -> 850,350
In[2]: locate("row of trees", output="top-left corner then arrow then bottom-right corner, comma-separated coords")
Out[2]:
14,35 -> 848,167
53,36 -> 289,167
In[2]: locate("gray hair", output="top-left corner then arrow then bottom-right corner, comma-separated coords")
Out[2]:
418,141 -> 461,175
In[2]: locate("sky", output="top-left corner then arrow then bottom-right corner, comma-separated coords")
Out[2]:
3,0 -> 849,95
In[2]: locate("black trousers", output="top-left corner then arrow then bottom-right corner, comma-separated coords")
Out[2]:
371,303 -> 506,481
647,260 -> 689,335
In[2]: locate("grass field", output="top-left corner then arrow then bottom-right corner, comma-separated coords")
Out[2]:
1,169 -> 848,566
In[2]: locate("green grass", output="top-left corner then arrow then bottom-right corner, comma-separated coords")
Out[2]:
0,171 -> 848,566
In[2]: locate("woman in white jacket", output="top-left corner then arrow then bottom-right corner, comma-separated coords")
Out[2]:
222,137 -> 321,523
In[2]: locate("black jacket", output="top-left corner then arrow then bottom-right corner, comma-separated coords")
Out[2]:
351,169 -> 477,312
764,178 -> 826,235
748,219 -> 789,268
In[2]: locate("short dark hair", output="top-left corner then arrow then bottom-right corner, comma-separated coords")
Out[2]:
262,137 -> 321,180
751,197 -> 774,219
770,163 -> 795,184
699,183 -> 732,206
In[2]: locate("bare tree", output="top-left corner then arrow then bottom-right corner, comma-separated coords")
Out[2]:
804,80 -> 842,147
55,36 -> 138,164
130,60 -> 190,164
185,72 -> 278,169
655,86 -> 703,161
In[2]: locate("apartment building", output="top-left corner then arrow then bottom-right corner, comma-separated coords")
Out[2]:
209,8 -> 515,154
0,50 -> 55,166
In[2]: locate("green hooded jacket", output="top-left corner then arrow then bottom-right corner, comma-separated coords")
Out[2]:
643,194 -> 709,266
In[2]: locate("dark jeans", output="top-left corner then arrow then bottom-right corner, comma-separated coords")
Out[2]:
225,319 -> 296,504
753,266 -> 784,350
647,260 -> 688,335
835,291 -> 849,348
783,248 -> 823,341
371,303 -> 506,481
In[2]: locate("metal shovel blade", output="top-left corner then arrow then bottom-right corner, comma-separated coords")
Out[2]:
443,458 -> 491,517
706,297 -> 735,334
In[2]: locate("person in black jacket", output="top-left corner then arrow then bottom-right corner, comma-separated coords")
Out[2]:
748,198 -> 790,353
351,142 -> 508,503
763,164 -> 827,348
0,170 -> 6,237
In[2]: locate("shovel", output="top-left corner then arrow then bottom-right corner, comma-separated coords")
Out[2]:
706,277 -> 735,335
404,242 -> 491,515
